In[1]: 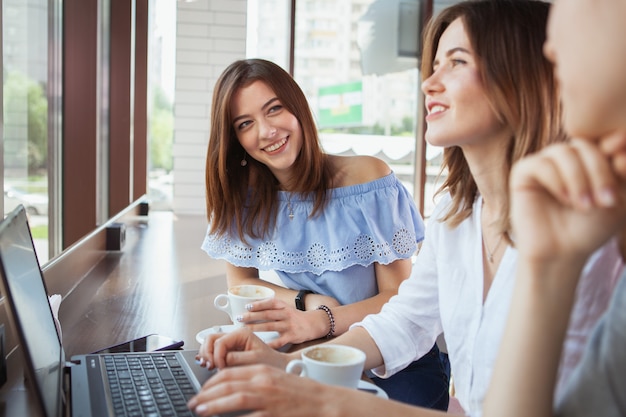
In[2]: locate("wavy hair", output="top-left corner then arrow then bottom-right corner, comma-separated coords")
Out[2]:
205,59 -> 332,241
421,0 -> 565,233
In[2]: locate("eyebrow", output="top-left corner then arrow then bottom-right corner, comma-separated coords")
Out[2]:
232,97 -> 280,125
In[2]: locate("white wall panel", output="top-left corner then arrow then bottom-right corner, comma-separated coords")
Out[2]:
173,0 -> 247,215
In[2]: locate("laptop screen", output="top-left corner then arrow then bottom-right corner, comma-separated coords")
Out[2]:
0,205 -> 63,417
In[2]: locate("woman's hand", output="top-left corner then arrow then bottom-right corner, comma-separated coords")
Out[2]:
510,137 -> 626,269
187,364 -> 406,417
484,134 -> 626,417
197,328 -> 291,370
187,365 -> 331,417
238,297 -> 339,347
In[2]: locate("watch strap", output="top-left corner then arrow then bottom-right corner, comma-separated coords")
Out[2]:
295,289 -> 314,311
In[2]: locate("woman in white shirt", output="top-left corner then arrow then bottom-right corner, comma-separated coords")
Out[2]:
187,1 -> 623,416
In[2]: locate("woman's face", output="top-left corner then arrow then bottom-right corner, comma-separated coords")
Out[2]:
421,18 -> 508,149
544,0 -> 626,139
230,80 -> 303,186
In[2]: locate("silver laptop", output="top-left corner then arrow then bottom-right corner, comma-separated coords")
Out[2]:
0,205 -> 218,416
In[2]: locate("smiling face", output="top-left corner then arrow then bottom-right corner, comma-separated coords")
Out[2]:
544,0 -> 626,139
421,18 -> 507,149
230,80 -> 303,186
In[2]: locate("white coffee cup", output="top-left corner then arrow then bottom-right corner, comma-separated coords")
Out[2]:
213,284 -> 275,327
285,344 -> 366,389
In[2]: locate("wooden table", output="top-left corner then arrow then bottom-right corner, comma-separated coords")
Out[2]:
59,211 -> 232,357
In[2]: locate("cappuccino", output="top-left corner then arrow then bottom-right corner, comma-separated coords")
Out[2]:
286,344 -> 366,388
305,346 -> 362,364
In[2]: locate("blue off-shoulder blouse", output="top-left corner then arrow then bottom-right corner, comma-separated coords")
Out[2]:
201,172 -> 424,305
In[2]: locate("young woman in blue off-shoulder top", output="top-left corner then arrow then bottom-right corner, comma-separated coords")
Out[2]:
201,58 -> 450,409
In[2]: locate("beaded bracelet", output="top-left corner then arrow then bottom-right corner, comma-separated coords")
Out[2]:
316,305 -> 335,338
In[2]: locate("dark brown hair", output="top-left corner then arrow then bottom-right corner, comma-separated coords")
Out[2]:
421,0 -> 565,232
205,59 -> 332,241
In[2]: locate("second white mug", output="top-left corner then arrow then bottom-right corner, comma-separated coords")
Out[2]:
213,284 -> 275,327
285,344 -> 366,389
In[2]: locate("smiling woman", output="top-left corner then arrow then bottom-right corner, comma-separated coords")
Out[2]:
200,58 -> 451,408
229,80 -> 304,188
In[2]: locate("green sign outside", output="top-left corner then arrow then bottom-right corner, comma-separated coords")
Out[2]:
317,81 -> 363,127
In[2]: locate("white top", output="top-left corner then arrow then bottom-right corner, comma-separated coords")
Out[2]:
355,193 -> 623,417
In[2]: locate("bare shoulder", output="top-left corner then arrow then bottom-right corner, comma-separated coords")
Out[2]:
328,155 -> 391,187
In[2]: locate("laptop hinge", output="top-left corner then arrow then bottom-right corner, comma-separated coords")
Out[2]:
63,362 -> 72,416
66,359 -> 82,367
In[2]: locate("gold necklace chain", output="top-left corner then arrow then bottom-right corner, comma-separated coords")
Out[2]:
483,233 -> 503,263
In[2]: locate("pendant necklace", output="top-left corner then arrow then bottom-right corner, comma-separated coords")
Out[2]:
483,233 -> 503,263
286,194 -> 294,220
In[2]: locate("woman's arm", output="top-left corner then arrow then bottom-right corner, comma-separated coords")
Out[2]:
329,258 -> 411,335
236,257 -> 411,346
483,139 -> 626,417
310,155 -> 413,335
199,325 -> 386,372
188,364 -> 450,417
483,257 -> 582,417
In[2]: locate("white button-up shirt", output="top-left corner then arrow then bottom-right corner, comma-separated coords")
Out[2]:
355,193 -> 622,417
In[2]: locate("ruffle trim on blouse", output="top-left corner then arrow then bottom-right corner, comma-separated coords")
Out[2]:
201,173 -> 424,275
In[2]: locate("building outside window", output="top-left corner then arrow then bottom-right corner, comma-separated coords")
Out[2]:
247,0 -> 451,217
147,0 -> 176,212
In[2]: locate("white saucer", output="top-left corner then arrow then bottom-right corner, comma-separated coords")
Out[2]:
195,324 -> 280,345
358,380 -> 388,399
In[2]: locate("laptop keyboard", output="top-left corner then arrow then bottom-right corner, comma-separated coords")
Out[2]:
104,353 -> 197,417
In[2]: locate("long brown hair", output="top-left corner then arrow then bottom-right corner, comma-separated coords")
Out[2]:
205,59 -> 333,241
421,0 -> 565,233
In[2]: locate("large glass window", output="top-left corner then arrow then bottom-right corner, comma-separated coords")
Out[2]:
147,0 -> 175,211
2,0 -> 164,262
2,0 -> 50,261
246,0 -> 291,70
248,0 -> 448,217
297,0 -> 419,203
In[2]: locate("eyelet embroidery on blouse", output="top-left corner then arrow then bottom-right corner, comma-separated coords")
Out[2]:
204,228 -> 417,271
354,234 -> 375,260
281,250 -> 306,267
307,242 -> 328,269
230,243 -> 254,260
376,241 -> 393,258
392,228 -> 414,255
257,241 -> 279,266
204,234 -> 231,255
328,246 -> 351,263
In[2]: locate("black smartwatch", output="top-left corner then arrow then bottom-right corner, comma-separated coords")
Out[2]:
295,289 -> 313,311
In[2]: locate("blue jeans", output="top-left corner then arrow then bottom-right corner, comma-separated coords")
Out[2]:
370,343 -> 450,410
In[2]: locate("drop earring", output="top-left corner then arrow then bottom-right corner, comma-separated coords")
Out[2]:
240,152 -> 248,167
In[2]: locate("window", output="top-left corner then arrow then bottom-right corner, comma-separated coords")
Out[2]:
2,0 -> 52,262
147,0 -> 175,212
3,0 -> 151,261
295,0 -> 422,209
246,0 -> 450,216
